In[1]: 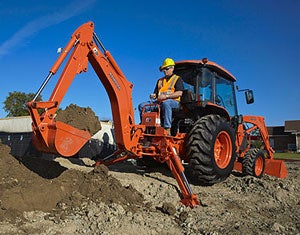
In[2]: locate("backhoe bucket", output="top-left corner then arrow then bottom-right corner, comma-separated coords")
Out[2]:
32,121 -> 91,157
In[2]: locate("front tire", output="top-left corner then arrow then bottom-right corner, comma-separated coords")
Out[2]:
186,114 -> 236,185
242,148 -> 265,178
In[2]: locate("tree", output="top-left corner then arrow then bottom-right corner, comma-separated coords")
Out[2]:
3,91 -> 42,117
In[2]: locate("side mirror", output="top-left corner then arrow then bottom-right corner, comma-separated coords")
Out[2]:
245,90 -> 254,104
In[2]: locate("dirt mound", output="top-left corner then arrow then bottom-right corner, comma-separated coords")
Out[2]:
0,143 -> 144,223
55,104 -> 101,136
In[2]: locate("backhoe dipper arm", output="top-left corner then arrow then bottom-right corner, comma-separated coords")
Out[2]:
27,22 -> 138,156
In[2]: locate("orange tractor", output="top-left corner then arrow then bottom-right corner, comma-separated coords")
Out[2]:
27,22 -> 287,207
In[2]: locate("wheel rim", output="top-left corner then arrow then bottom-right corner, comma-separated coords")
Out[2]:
214,131 -> 232,169
254,156 -> 264,176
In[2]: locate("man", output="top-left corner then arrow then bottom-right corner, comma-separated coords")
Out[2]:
138,58 -> 184,134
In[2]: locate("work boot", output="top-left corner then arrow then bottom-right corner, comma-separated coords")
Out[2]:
165,128 -> 171,135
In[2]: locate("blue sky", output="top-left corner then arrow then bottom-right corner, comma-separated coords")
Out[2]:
0,0 -> 299,126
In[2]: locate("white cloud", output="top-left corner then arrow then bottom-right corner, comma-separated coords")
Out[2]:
0,0 -> 95,58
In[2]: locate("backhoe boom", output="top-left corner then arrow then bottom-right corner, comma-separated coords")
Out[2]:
27,22 -> 137,156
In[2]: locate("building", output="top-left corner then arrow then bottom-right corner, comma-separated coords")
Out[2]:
267,120 -> 300,153
0,116 -> 116,159
284,120 -> 300,153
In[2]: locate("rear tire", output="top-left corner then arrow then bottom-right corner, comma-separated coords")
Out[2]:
242,148 -> 265,178
186,114 -> 236,185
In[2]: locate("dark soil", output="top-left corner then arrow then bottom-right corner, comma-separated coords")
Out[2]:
0,143 -> 144,223
56,104 -> 101,136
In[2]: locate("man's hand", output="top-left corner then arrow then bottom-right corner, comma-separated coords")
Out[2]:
150,93 -> 157,99
157,93 -> 168,101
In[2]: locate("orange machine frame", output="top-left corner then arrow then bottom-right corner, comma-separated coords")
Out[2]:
27,22 -> 200,207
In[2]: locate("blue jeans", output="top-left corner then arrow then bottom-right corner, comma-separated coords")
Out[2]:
138,99 -> 179,128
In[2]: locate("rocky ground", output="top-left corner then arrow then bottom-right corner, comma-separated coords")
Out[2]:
0,142 -> 299,235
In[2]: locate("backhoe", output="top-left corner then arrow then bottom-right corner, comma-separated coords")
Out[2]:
27,22 -> 287,207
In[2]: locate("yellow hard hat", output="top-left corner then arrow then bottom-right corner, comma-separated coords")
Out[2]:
159,58 -> 175,71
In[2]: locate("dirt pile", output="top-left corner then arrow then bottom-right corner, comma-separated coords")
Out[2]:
56,104 -> 101,136
0,143 -> 144,223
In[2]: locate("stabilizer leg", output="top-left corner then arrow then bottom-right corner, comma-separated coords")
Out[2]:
166,145 -> 201,208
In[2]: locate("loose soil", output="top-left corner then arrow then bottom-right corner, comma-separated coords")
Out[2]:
56,104 -> 101,136
0,142 -> 299,234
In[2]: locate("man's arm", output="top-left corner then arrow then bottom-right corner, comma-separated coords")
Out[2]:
164,91 -> 182,99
